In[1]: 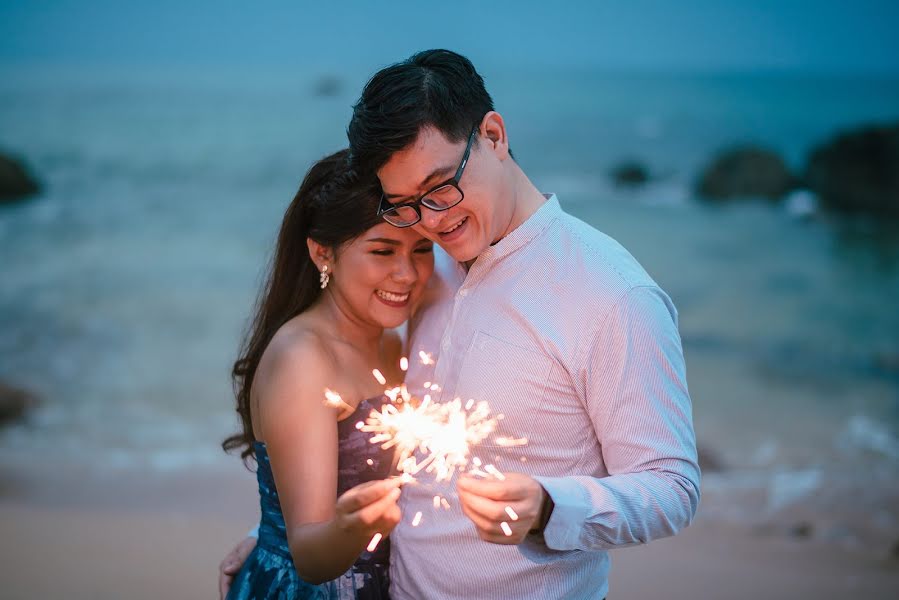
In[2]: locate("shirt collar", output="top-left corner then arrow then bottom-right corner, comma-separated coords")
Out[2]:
468,193 -> 560,274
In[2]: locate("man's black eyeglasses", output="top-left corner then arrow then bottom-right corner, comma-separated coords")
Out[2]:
377,127 -> 477,228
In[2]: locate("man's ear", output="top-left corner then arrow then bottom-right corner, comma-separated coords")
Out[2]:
480,111 -> 510,160
307,238 -> 334,272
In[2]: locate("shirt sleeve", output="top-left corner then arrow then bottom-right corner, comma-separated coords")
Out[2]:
533,285 -> 700,551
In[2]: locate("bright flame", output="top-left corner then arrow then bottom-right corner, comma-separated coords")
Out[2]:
400,357 -> 409,371
418,350 -> 434,365
366,533 -> 383,552
372,369 -> 387,385
360,396 -> 498,484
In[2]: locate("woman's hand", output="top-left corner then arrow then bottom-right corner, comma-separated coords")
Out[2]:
334,478 -> 403,540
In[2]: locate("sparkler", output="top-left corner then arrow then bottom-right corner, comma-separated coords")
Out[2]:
360,396 -> 499,484
325,353 -> 526,536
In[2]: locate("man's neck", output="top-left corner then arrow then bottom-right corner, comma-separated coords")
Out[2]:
492,162 -> 547,247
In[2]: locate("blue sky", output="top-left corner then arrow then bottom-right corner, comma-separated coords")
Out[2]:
2,0 -> 898,75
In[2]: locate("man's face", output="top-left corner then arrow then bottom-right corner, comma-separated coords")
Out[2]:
377,126 -> 508,263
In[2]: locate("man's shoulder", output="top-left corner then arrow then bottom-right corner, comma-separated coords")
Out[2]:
545,207 -> 659,295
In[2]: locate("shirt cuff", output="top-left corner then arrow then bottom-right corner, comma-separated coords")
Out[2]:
532,476 -> 591,551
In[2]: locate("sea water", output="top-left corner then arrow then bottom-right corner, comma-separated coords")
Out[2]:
1,65 -> 897,549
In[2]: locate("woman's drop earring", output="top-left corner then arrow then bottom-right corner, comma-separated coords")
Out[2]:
320,265 -> 330,289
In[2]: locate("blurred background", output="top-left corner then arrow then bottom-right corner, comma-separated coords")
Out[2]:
1,1 -> 898,598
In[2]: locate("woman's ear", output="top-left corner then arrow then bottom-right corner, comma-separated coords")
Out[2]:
306,238 -> 334,272
480,111 -> 509,160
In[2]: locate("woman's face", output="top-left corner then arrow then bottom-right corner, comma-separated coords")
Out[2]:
329,222 -> 435,329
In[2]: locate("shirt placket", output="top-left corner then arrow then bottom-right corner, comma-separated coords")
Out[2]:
432,265 -> 484,401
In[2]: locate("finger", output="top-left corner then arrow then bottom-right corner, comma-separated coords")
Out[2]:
457,488 -> 508,523
459,496 -> 500,535
338,479 -> 401,513
457,474 -> 522,501
218,569 -> 231,599
351,486 -> 402,528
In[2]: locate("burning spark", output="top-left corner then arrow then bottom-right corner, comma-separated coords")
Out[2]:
400,357 -> 409,371
372,369 -> 387,385
323,388 -> 352,411
367,533 -> 383,552
360,396 -> 498,484
441,497 -> 451,510
366,459 -> 374,466
412,511 -> 423,527
495,436 -> 529,447
484,465 -> 506,480
505,506 -> 519,521
433,495 -> 441,509
423,381 -> 432,389
356,421 -> 364,430
418,351 -> 434,365
500,522 -> 513,537
465,399 -> 474,410
430,383 -> 441,392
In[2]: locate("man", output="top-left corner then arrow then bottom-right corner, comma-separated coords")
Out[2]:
222,49 -> 699,599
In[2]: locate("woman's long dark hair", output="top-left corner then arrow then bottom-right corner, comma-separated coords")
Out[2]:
223,149 -> 382,461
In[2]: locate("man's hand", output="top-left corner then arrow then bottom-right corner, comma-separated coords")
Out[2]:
218,536 -> 257,599
456,472 -> 547,544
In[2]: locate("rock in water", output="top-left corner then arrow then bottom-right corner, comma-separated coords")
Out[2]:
0,153 -> 41,203
609,160 -> 650,187
696,146 -> 794,201
0,382 -> 38,425
804,123 -> 899,218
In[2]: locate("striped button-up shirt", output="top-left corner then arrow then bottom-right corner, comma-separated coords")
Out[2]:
392,195 -> 700,599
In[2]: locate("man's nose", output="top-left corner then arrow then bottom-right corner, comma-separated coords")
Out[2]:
419,205 -> 443,230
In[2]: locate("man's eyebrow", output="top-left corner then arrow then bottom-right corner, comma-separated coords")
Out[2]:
364,237 -> 401,245
383,164 -> 456,201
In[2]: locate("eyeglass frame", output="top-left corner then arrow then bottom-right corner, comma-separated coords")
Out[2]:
377,127 -> 478,228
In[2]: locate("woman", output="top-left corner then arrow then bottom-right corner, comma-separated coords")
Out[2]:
222,149 -> 435,599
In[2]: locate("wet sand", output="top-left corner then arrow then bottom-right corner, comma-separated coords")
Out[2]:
0,462 -> 897,600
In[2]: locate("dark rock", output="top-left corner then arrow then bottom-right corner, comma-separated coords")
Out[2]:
788,521 -> 814,539
804,123 -> 899,218
0,382 -> 38,424
0,153 -> 41,203
874,352 -> 899,375
696,146 -> 795,201
313,76 -> 341,97
609,161 -> 650,187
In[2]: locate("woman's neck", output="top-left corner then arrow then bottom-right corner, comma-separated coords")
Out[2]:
312,293 -> 383,359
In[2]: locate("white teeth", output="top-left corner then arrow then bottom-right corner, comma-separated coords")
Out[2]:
376,290 -> 410,303
441,218 -> 466,235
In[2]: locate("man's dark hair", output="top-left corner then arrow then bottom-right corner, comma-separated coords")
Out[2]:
348,49 -> 496,174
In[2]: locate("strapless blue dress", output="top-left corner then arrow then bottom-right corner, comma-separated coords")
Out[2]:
227,396 -> 393,599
